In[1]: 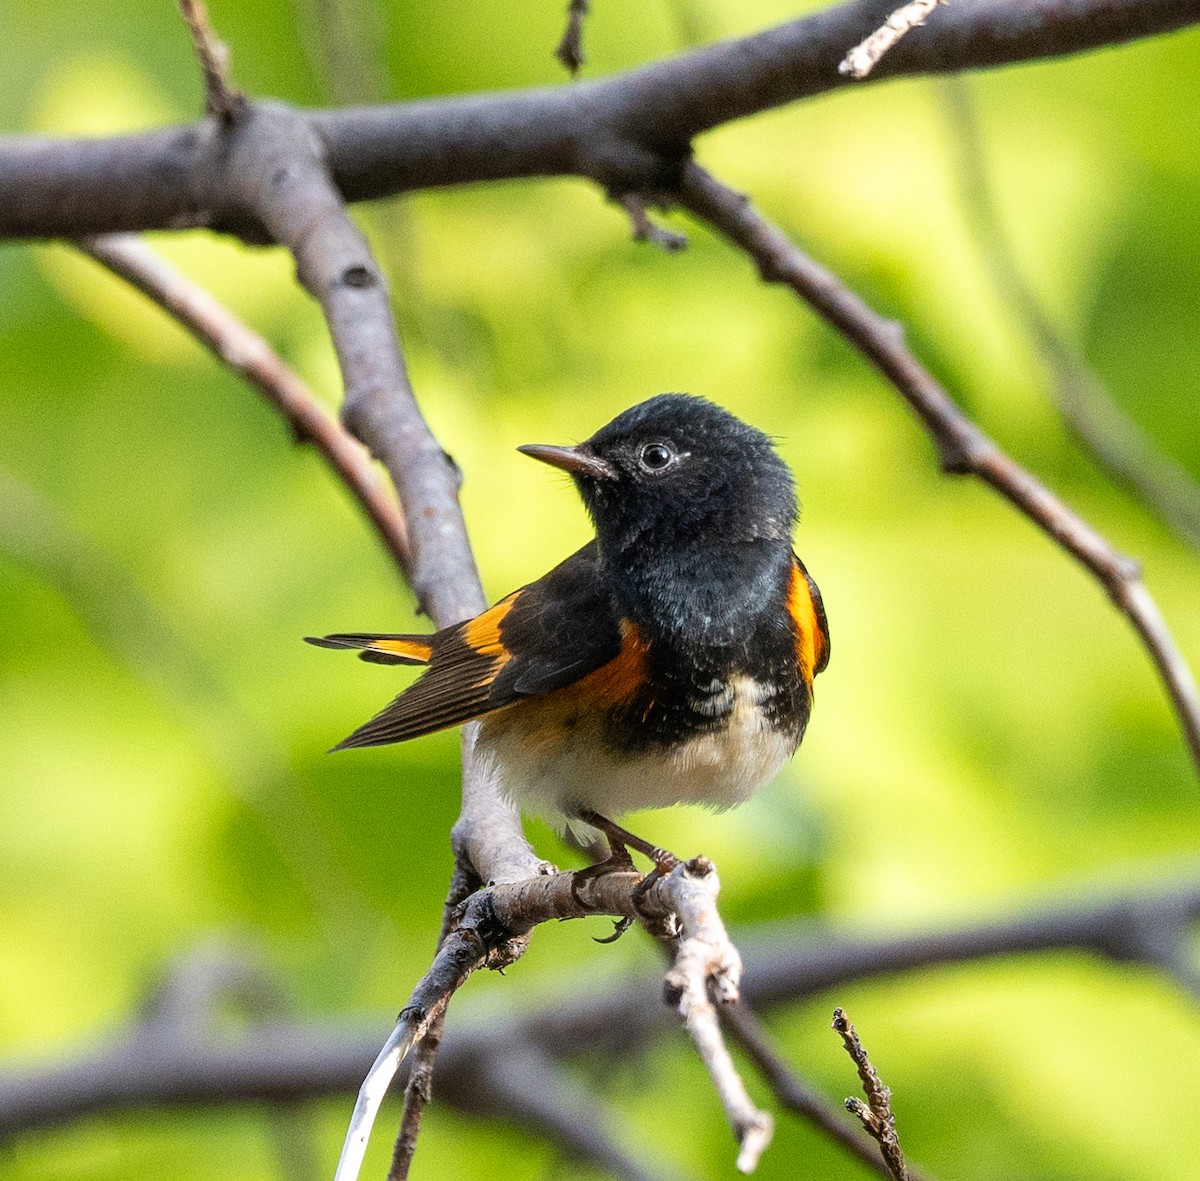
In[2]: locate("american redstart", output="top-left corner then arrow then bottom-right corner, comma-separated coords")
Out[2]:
308,394 -> 828,871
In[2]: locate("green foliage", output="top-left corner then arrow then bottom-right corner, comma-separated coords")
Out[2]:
1,1 -> 1199,1178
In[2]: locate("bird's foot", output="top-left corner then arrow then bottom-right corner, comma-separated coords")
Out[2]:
572,810 -> 681,943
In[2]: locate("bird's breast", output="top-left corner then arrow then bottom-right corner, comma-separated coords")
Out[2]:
478,672 -> 797,822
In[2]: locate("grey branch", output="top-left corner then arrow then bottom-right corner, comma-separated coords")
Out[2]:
674,162 -> 1200,781
341,858 -> 764,1178
74,234 -> 413,579
5,872 -> 1199,1146
1,1 -> 1198,240
939,76 -> 1200,555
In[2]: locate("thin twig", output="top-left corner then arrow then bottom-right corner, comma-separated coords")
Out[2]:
74,235 -> 413,579
616,192 -> 688,252
676,162 -> 1200,779
722,1003 -> 934,1181
555,0 -> 592,75
939,75 -> 1200,554
388,862 -> 480,1181
177,0 -> 245,121
660,859 -> 772,1172
839,0 -> 950,79
832,1009 -> 909,1181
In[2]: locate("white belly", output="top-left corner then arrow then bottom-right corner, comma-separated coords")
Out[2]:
477,675 -> 795,828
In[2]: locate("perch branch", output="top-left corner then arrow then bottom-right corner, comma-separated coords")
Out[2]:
832,1008 -> 909,1181
661,858 -> 772,1172
676,162 -> 1200,778
74,234 -> 413,578
7,872 -> 1199,1160
341,858 -> 760,1179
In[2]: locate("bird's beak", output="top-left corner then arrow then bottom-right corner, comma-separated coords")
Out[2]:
517,443 -> 617,480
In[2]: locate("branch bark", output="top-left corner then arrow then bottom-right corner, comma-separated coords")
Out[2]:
74,234 -> 413,578
1,0 -> 1198,240
6,872 -> 1198,1154
675,163 -> 1200,779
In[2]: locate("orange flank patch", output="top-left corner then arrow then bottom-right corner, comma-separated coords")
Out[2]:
788,563 -> 829,681
364,636 -> 434,663
482,619 -> 650,750
462,593 -> 519,659
564,619 -> 650,708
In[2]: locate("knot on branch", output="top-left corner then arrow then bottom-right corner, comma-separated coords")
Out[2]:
575,121 -> 692,201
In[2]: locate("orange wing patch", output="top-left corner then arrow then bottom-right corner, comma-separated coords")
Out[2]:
462,593 -> 519,662
788,560 -> 830,681
557,619 -> 649,709
480,619 -> 650,751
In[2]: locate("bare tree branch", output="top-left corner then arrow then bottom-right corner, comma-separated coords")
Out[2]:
832,1008 -> 909,1181
675,162 -> 1200,779
938,76 -> 1200,555
6,873 -> 1199,1147
74,234 -> 413,578
177,0 -> 246,122
340,857 -> 761,1179
2,1 -> 1198,240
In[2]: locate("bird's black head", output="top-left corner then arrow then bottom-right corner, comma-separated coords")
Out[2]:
519,394 -> 796,558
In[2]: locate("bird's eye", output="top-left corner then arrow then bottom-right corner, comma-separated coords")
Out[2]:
639,442 -> 675,472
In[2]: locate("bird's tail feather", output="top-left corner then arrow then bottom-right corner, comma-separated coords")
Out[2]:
304,633 -> 434,666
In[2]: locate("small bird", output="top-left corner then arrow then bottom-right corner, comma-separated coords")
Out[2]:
307,394 -> 828,874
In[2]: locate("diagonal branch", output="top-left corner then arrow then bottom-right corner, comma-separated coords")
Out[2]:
675,162 -> 1200,779
722,1002 -> 933,1181
938,76 -> 1200,555
74,234 -> 412,578
833,1008 -> 909,1181
339,857 -> 763,1180
211,104 -> 542,886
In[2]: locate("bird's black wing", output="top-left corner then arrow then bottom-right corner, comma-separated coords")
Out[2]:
307,542 -> 624,749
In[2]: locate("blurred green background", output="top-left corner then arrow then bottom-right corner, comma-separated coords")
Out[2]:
2,1 -> 1200,1178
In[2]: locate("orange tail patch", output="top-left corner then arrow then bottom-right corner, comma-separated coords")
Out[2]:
304,633 -> 434,666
